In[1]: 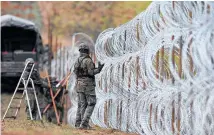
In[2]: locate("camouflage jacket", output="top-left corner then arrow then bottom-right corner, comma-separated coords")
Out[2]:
31,70 -> 49,89
74,53 -> 101,94
23,66 -> 48,95
45,81 -> 65,109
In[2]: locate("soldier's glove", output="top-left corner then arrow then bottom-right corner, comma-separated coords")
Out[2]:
98,62 -> 104,71
64,90 -> 69,94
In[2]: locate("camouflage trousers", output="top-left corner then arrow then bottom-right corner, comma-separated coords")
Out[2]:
25,86 -> 47,120
25,92 -> 37,120
75,92 -> 96,128
35,88 -> 49,120
46,107 -> 64,124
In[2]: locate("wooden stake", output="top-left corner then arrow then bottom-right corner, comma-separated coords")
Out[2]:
45,70 -> 60,125
43,72 -> 71,113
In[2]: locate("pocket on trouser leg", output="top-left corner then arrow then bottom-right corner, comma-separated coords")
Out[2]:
87,95 -> 96,106
76,84 -> 86,93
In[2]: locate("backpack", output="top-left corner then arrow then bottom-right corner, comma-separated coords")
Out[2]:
75,55 -> 91,78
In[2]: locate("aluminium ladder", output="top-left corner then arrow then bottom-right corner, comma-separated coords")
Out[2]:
2,61 -> 42,121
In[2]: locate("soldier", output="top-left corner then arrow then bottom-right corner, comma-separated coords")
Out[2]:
45,77 -> 59,123
73,43 -> 104,129
23,58 -> 37,120
33,75 -> 49,120
45,77 -> 68,124
24,58 -> 49,120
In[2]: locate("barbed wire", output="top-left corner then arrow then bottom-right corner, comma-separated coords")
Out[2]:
52,1 -> 214,135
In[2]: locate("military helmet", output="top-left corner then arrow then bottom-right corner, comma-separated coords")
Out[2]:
25,58 -> 34,65
79,42 -> 89,51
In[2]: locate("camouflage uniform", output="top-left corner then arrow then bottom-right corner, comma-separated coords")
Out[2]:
46,79 -> 60,123
33,77 -> 49,120
24,58 -> 49,120
45,78 -> 67,124
74,43 -> 104,129
23,59 -> 37,120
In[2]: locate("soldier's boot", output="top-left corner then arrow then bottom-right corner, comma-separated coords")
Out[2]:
75,113 -> 82,128
26,107 -> 32,120
79,123 -> 88,129
79,122 -> 94,130
78,112 -> 90,129
79,117 -> 95,130
32,110 -> 37,120
75,122 -> 81,128
79,103 -> 96,129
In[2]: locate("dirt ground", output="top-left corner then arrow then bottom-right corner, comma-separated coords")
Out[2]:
1,93 -> 138,135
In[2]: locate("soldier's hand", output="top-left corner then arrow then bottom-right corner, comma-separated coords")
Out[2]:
64,90 -> 69,94
98,62 -> 104,71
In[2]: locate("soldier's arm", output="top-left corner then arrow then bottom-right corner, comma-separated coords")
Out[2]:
40,78 -> 49,88
85,58 -> 101,76
33,69 -> 49,88
73,59 -> 79,75
32,69 -> 42,83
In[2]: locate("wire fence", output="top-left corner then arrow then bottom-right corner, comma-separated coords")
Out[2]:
52,1 -> 214,135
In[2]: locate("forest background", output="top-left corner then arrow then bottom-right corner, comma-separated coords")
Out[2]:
1,1 -> 151,54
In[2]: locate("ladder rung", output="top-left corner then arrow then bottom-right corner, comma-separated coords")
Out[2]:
18,88 -> 25,90
18,88 -> 34,91
5,116 -> 16,119
13,97 -> 23,99
10,106 -> 20,109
